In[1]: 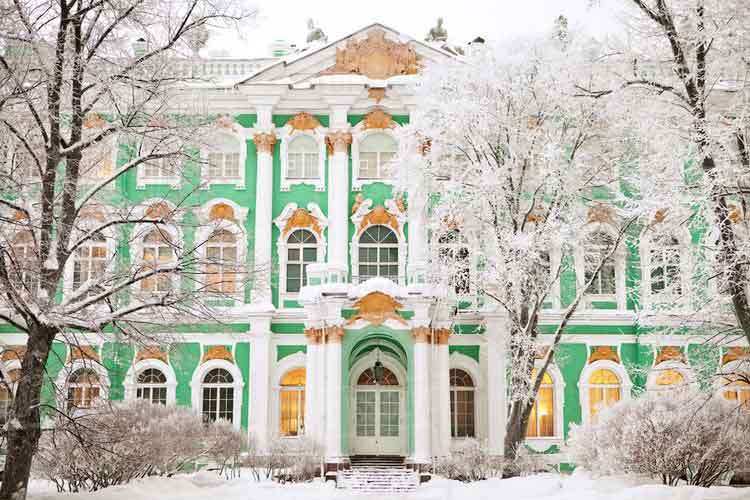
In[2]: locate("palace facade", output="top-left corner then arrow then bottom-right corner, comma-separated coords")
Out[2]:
1,23 -> 748,474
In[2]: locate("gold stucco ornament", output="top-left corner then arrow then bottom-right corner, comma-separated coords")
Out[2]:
347,291 -> 407,326
324,29 -> 421,79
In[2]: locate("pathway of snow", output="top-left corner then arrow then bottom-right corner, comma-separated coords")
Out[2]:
27,471 -> 749,500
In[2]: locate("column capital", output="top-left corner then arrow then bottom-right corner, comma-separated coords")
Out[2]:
304,327 -> 323,345
325,131 -> 352,155
325,325 -> 346,344
411,326 -> 431,343
435,328 -> 451,345
253,132 -> 277,154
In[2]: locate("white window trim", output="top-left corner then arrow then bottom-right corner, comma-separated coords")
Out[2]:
191,359 -> 244,430
280,127 -> 327,192
273,203 -> 328,304
272,351 -> 307,440
55,357 -> 111,410
449,352 -> 484,442
574,222 -> 627,310
716,359 -> 750,399
577,358 -> 632,426
5,138 -> 42,183
350,197 -> 407,285
62,215 -> 118,300
641,226 -> 692,310
525,361 -> 566,451
130,222 -> 183,297
0,358 -> 20,399
199,129 -> 247,190
136,157 -> 181,190
351,126 -> 400,191
79,134 -> 119,187
123,358 -> 178,405
645,359 -> 695,392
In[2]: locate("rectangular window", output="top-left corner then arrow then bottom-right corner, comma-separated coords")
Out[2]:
288,153 -> 318,179
208,152 -> 240,179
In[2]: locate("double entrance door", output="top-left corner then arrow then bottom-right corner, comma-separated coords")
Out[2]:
351,386 -> 405,455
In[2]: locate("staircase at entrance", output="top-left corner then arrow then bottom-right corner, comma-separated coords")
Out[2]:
336,456 -> 420,493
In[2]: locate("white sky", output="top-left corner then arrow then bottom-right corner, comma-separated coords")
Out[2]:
208,0 -> 623,58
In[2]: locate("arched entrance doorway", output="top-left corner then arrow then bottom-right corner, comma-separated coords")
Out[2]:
349,349 -> 407,456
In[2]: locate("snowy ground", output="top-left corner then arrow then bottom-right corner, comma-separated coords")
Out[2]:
26,471 -> 750,500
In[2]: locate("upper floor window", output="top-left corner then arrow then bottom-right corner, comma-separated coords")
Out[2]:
649,234 -> 682,295
438,231 -> 470,295
73,233 -> 108,291
285,229 -> 317,294
358,133 -> 396,180
142,158 -> 172,180
10,231 -> 37,294
358,225 -> 398,282
205,229 -> 238,294
287,135 -> 319,179
140,230 -> 175,293
208,151 -> 240,180
584,231 -> 616,296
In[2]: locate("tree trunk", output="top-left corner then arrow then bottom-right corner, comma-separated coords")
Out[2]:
503,398 -> 533,465
0,324 -> 56,500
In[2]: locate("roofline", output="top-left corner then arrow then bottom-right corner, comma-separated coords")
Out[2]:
235,22 -> 458,86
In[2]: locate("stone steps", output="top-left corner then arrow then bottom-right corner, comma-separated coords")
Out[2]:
338,456 -> 419,493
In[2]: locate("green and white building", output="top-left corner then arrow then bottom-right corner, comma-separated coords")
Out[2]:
1,23 -> 749,473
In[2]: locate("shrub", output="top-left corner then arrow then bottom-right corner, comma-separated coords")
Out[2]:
435,439 -> 503,481
242,437 -> 322,483
567,387 -> 750,487
32,400 -> 243,492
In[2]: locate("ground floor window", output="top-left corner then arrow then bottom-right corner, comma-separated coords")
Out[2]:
722,377 -> 750,410
136,368 -> 168,405
526,369 -> 554,437
66,368 -> 102,410
0,380 -> 12,426
449,368 -> 475,438
279,368 -> 306,436
202,368 -> 234,423
588,368 -> 620,423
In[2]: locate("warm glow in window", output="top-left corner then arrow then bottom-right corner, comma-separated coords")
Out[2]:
279,368 -> 306,437
655,368 -> 685,386
67,368 -> 101,410
588,368 -> 620,422
141,230 -> 174,292
11,231 -> 37,293
0,376 -> 12,426
722,376 -> 750,410
205,230 -> 238,294
73,233 -> 108,290
527,369 -> 554,438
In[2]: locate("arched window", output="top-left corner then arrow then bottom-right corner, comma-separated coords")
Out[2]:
286,230 -> 317,293
438,231 -> 470,295
205,229 -> 238,294
141,230 -> 174,292
584,232 -> 616,295
358,225 -> 398,282
655,368 -> 685,387
11,231 -> 37,293
722,374 -> 750,410
527,369 -> 554,437
287,135 -> 319,179
357,367 -> 399,386
588,368 -> 621,422
650,234 -> 682,295
201,368 -> 234,423
449,368 -> 475,438
358,133 -> 397,180
279,368 -> 306,436
136,368 -> 168,405
66,368 -> 102,410
73,233 -> 107,290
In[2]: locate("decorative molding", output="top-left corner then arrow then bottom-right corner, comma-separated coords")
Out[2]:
436,328 -> 451,345
209,202 -> 237,221
215,113 -> 236,130
68,345 -> 100,363
134,346 -> 168,364
304,328 -> 323,345
323,28 -> 421,79
202,345 -> 235,364
253,132 -> 277,154
274,204 -> 326,237
588,345 -> 620,364
346,291 -> 407,326
412,326 -> 431,343
587,204 -> 613,224
287,112 -> 321,132
362,109 -> 395,130
368,88 -> 386,103
352,193 -> 366,215
197,198 -> 249,225
654,346 -> 685,365
327,325 -> 346,343
144,201 -> 173,221
325,130 -> 352,155
1,346 -> 25,363
83,113 -> 106,129
722,346 -> 750,365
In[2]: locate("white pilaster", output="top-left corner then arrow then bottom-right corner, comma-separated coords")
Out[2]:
303,329 -> 325,447
407,186 -> 428,284
435,330 -> 451,457
249,317 -> 272,451
326,121 -> 351,282
252,106 -> 276,307
412,329 -> 431,463
324,325 -> 344,461
484,311 -> 508,456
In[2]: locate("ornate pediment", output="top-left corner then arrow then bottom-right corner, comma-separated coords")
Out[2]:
351,197 -> 406,236
274,202 -> 328,237
347,291 -> 407,326
362,109 -> 395,130
588,345 -> 620,364
202,345 -> 234,364
287,112 -> 321,133
324,29 -> 421,79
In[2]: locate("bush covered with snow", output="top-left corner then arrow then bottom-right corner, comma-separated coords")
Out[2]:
435,439 -> 503,481
32,400 -> 244,492
567,387 -> 750,487
242,437 -> 322,483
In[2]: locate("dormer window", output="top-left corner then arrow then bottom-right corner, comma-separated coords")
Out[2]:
358,133 -> 397,180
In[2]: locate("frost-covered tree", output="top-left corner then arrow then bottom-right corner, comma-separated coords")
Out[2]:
395,32 -> 642,462
583,0 -> 750,344
568,387 -> 750,486
0,0 -> 256,497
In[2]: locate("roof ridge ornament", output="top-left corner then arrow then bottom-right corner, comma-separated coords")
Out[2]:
323,28 -> 421,79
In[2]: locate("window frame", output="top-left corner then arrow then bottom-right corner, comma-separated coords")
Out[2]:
641,227 -> 692,309
575,223 -> 627,309
449,368 -> 476,438
351,129 -> 399,191
356,224 -> 400,283
124,358 -> 177,405
191,359 -> 243,430
280,130 -> 326,192
200,130 -> 247,189
278,367 -> 306,437
578,358 -> 632,426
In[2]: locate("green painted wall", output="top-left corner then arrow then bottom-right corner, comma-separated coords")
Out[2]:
170,343 -> 201,406
277,345 -> 306,361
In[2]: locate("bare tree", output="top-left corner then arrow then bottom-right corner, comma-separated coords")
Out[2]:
0,0 -> 257,497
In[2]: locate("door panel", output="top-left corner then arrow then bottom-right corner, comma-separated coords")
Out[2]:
352,388 -> 405,455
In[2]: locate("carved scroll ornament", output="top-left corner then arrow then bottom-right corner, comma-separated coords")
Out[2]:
324,29 -> 421,79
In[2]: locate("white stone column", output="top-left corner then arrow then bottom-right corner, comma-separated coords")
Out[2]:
303,328 -> 324,446
407,187 -> 428,285
484,312 -> 508,456
435,328 -> 452,457
325,130 -> 352,282
249,319 -> 272,451
252,112 -> 276,306
324,325 -> 345,462
412,327 -> 432,463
